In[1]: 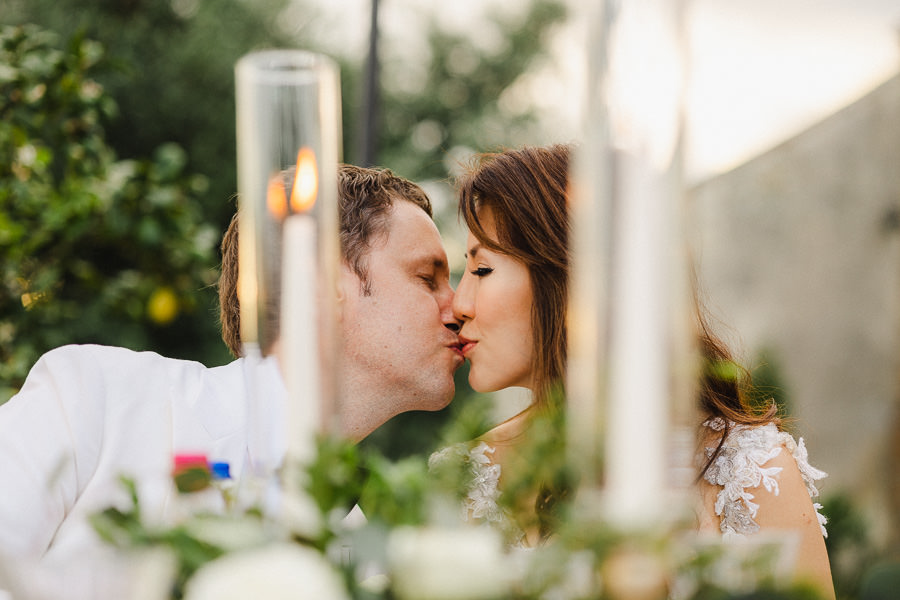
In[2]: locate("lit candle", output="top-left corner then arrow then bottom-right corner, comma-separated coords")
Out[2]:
278,148 -> 321,465
235,50 -> 342,505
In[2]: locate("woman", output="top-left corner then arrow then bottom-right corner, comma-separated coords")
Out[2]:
442,144 -> 834,597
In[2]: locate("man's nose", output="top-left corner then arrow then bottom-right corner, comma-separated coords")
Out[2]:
439,286 -> 460,332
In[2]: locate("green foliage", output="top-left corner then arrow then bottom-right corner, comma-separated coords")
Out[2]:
0,1 -> 567,412
707,358 -> 744,384
91,434 -> 832,600
1,0 -> 568,210
0,25 -> 225,400
357,453 -> 433,527
748,347 -> 792,417
506,412 -> 575,536
309,433 -> 459,529
361,363 -> 494,461
376,0 -> 569,180
305,434 -> 366,518
858,560 -> 900,600
822,493 -> 877,600
0,0 -> 305,228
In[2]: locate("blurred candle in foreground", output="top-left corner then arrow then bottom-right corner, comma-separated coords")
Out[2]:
270,149 -> 321,464
235,50 -> 341,474
569,0 -> 696,529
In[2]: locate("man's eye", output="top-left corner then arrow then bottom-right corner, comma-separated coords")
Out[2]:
471,267 -> 493,277
420,275 -> 437,290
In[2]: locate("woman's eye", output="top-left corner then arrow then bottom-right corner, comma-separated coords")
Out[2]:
471,267 -> 493,277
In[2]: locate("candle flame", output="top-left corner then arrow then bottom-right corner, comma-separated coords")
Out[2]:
291,147 -> 318,213
267,177 -> 289,219
265,148 -> 318,219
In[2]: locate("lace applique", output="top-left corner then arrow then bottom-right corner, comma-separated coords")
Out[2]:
701,418 -> 828,539
429,442 -> 525,546
464,442 -> 505,522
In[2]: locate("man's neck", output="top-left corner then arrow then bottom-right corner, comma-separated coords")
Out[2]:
338,372 -> 398,443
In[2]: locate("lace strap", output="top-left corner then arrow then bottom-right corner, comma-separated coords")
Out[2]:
429,441 -> 526,545
701,419 -> 828,538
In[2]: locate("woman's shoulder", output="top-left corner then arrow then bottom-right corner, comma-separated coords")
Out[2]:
702,417 -> 826,489
699,417 -> 828,538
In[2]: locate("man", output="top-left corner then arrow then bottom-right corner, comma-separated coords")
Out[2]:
0,165 -> 462,580
219,164 -> 462,442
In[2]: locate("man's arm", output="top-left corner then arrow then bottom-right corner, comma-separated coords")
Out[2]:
0,346 -> 105,557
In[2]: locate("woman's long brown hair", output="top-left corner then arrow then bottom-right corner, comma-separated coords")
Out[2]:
457,144 -> 571,410
457,143 -> 777,480
695,303 -> 780,478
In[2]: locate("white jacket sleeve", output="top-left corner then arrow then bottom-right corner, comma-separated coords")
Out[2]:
0,345 -> 106,558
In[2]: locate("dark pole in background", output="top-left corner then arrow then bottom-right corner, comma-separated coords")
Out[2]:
359,0 -> 380,167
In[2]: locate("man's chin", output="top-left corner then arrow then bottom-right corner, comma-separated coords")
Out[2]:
421,384 -> 455,412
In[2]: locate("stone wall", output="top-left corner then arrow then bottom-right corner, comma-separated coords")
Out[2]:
690,73 -> 900,540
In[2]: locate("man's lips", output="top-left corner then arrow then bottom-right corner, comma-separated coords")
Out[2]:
457,336 -> 476,356
448,343 -> 464,358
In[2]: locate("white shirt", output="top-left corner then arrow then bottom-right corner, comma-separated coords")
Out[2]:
0,344 -> 287,595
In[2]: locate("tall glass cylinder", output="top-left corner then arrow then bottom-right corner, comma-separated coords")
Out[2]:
235,50 -> 342,469
568,0 -> 696,529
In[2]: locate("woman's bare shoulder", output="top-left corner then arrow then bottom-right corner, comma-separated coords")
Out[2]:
752,443 -> 822,531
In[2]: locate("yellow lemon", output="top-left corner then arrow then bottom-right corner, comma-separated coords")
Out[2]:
147,286 -> 179,325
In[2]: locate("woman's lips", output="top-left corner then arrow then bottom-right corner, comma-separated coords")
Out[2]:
459,340 -> 477,356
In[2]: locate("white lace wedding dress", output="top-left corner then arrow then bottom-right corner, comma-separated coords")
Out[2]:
700,417 -> 828,538
429,441 -> 529,545
430,417 -> 828,545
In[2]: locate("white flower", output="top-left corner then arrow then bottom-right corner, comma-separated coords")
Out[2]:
183,543 -> 349,600
183,514 -> 279,552
281,489 -> 324,539
388,525 -> 512,600
127,547 -> 179,600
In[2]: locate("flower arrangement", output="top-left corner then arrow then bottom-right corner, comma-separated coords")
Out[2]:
90,413 -> 828,600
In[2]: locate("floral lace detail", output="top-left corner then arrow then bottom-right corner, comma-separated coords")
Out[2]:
463,442 -> 505,522
701,417 -> 828,539
428,442 -> 526,546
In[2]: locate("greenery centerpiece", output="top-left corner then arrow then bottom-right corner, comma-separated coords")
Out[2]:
90,416 -> 831,600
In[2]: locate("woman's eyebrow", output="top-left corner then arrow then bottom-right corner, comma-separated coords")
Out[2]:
465,244 -> 482,260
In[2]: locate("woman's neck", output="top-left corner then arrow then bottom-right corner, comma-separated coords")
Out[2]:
480,402 -> 538,446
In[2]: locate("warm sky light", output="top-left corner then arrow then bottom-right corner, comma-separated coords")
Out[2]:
686,0 -> 900,180
310,0 -> 900,182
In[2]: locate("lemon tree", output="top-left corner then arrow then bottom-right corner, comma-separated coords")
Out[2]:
0,25 -> 225,402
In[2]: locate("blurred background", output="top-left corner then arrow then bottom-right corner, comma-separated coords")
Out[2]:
1,0 -> 899,596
